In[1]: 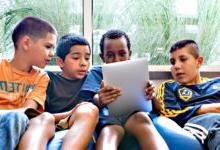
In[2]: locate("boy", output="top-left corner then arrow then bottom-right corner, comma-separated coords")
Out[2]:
0,16 -> 57,150
45,34 -> 99,150
80,29 -> 168,150
151,39 -> 220,150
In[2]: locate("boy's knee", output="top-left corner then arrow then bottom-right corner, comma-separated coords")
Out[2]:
74,103 -> 99,121
125,112 -> 153,129
29,112 -> 55,126
100,125 -> 124,137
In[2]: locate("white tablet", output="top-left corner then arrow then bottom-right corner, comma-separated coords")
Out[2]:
102,58 -> 152,117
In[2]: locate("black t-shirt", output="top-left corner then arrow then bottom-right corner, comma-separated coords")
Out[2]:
45,71 -> 87,113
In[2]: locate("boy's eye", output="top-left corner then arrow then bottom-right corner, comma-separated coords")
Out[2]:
119,52 -> 126,57
45,45 -> 53,49
85,54 -> 91,60
72,54 -> 80,59
180,57 -> 187,62
85,56 -> 90,61
106,53 -> 114,58
72,56 -> 79,60
170,59 -> 175,65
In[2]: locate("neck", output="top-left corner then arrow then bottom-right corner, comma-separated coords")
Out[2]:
185,74 -> 202,85
10,53 -> 32,73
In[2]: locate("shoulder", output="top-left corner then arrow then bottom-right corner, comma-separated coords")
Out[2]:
89,65 -> 102,73
199,77 -> 220,84
0,59 -> 9,67
201,77 -> 220,86
46,71 -> 58,79
157,79 -> 179,93
159,79 -> 177,88
31,66 -> 49,81
209,77 -> 220,82
87,65 -> 103,77
81,66 -> 103,92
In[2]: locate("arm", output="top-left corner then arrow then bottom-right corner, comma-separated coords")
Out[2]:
196,103 -> 220,115
0,99 -> 38,115
145,81 -> 161,113
25,72 -> 50,112
52,102 -> 92,123
52,110 -> 72,123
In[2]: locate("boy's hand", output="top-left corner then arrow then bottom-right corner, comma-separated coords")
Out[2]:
145,80 -> 161,113
145,80 -> 157,101
98,81 -> 121,107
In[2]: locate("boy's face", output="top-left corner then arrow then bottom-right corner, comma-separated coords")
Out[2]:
169,46 -> 203,85
28,32 -> 56,68
100,37 -> 131,64
57,45 -> 90,79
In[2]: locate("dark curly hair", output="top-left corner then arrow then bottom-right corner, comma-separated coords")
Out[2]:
99,29 -> 131,55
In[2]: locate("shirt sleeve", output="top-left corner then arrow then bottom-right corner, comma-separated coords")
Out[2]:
157,81 -> 201,126
26,72 -> 49,112
80,66 -> 103,102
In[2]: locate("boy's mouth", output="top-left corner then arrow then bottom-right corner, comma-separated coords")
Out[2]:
45,59 -> 51,64
175,72 -> 185,78
78,70 -> 87,75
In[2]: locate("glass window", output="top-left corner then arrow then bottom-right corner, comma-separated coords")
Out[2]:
93,0 -> 220,65
0,0 -> 83,65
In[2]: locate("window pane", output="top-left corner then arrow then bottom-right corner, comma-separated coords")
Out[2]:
0,0 -> 83,65
93,0 -> 220,65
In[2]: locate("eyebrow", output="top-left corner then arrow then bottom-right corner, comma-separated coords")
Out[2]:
71,52 -> 91,55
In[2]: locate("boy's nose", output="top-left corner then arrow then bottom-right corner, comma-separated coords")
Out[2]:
174,61 -> 181,69
80,58 -> 87,66
49,50 -> 55,57
114,55 -> 121,62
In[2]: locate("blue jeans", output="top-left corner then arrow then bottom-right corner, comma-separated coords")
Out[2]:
0,111 -> 29,150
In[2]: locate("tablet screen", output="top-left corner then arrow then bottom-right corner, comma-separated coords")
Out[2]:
102,58 -> 152,117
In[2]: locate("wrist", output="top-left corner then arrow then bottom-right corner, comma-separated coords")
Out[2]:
94,94 -> 103,108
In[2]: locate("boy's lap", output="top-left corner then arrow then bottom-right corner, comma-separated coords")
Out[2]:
56,115 -> 71,131
97,110 -> 144,132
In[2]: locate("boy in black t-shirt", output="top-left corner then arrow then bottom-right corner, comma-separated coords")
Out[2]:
45,34 -> 98,150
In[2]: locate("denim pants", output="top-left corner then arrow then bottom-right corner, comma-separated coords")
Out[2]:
0,111 -> 29,150
184,113 -> 220,150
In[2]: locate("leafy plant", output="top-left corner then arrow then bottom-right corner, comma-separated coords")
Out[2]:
93,0 -> 220,65
0,0 -> 82,63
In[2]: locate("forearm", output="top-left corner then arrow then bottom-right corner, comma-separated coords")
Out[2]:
196,103 -> 220,115
93,94 -> 102,108
152,98 -> 161,113
53,111 -> 71,123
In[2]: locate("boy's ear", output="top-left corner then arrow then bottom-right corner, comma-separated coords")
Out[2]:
99,53 -> 105,62
129,50 -> 132,56
20,35 -> 31,51
56,57 -> 64,68
197,56 -> 203,68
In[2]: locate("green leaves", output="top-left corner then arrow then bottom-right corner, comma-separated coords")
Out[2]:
0,0 -> 82,59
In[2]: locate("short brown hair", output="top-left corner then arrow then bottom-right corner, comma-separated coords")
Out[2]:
169,39 -> 199,58
12,16 -> 57,48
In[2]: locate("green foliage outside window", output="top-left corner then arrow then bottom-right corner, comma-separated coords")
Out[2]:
93,0 -> 220,65
0,0 -> 82,64
0,0 -> 220,65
